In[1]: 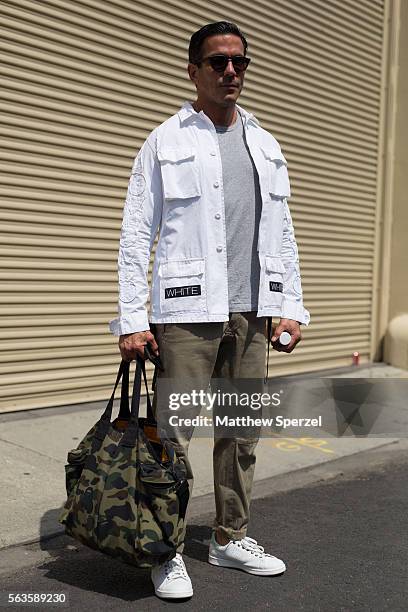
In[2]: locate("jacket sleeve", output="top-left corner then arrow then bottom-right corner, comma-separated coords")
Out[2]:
280,199 -> 310,325
109,136 -> 163,335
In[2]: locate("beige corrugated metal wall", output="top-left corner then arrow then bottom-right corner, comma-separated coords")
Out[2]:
0,0 -> 386,412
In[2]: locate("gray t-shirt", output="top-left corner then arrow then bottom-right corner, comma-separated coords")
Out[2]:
215,111 -> 262,311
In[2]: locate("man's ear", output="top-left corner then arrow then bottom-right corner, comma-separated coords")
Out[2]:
187,63 -> 199,86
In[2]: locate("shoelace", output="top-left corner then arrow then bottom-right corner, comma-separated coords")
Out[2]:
164,554 -> 188,579
236,536 -> 272,558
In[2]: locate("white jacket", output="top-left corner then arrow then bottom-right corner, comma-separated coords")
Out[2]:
109,102 -> 310,335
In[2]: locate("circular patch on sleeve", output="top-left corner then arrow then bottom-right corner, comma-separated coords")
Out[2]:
119,282 -> 137,303
130,172 -> 146,196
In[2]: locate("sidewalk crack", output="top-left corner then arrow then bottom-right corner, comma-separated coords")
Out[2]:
0,437 -> 64,464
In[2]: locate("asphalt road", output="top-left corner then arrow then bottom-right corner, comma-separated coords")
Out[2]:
0,445 -> 407,612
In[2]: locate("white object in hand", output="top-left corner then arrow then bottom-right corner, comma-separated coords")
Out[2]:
279,331 -> 291,346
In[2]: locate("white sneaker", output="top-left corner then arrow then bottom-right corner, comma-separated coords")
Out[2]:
151,553 -> 193,599
208,533 -> 286,576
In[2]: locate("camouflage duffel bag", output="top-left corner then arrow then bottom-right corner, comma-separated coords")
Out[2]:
59,358 -> 189,568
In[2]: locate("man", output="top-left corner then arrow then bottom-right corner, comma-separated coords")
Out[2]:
110,21 -> 310,599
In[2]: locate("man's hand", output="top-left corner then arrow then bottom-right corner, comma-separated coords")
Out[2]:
271,318 -> 302,353
118,330 -> 159,362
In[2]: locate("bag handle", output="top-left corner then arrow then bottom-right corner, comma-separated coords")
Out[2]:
127,358 -> 154,423
93,360 -> 126,441
142,360 -> 155,421
96,357 -> 154,438
120,357 -> 155,447
100,359 -> 126,424
118,358 -> 131,419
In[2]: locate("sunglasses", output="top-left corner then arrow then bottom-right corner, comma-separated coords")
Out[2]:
198,54 -> 251,73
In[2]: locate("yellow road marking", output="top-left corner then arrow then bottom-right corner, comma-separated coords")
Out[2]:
266,434 -> 335,454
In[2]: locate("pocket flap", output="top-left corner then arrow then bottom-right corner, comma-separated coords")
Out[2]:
159,258 -> 205,278
157,148 -> 196,163
265,255 -> 286,274
261,147 -> 287,166
262,147 -> 291,198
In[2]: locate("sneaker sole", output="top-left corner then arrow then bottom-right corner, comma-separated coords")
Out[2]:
154,588 -> 194,600
208,554 -> 286,576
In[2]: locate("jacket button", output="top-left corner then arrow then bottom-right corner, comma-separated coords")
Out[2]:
213,182 -> 219,188
210,151 -> 216,156
216,246 -> 223,253
215,213 -> 221,220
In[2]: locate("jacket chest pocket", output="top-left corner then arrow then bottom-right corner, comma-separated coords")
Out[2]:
159,258 -> 207,315
261,147 -> 291,199
261,255 -> 285,308
157,148 -> 202,200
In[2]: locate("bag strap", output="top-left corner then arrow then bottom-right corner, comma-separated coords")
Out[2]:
94,360 -> 127,441
118,359 -> 131,419
100,359 -> 126,423
128,358 -> 154,423
129,357 -> 142,423
142,361 -> 155,421
120,357 -> 153,447
99,358 -> 154,425
116,359 -> 155,424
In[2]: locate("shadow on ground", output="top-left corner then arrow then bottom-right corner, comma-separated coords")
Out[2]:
38,511 -> 212,603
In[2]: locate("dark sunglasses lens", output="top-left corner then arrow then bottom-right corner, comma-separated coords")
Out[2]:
208,55 -> 250,72
233,57 -> 250,70
209,56 -> 228,71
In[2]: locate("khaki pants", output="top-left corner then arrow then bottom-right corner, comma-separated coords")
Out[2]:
152,312 -> 266,551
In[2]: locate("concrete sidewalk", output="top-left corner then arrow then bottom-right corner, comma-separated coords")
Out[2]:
0,363 -> 407,550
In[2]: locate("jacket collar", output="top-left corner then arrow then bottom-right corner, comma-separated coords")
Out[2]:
177,101 -> 259,127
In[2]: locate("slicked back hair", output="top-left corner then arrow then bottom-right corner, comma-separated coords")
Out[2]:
188,21 -> 248,65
